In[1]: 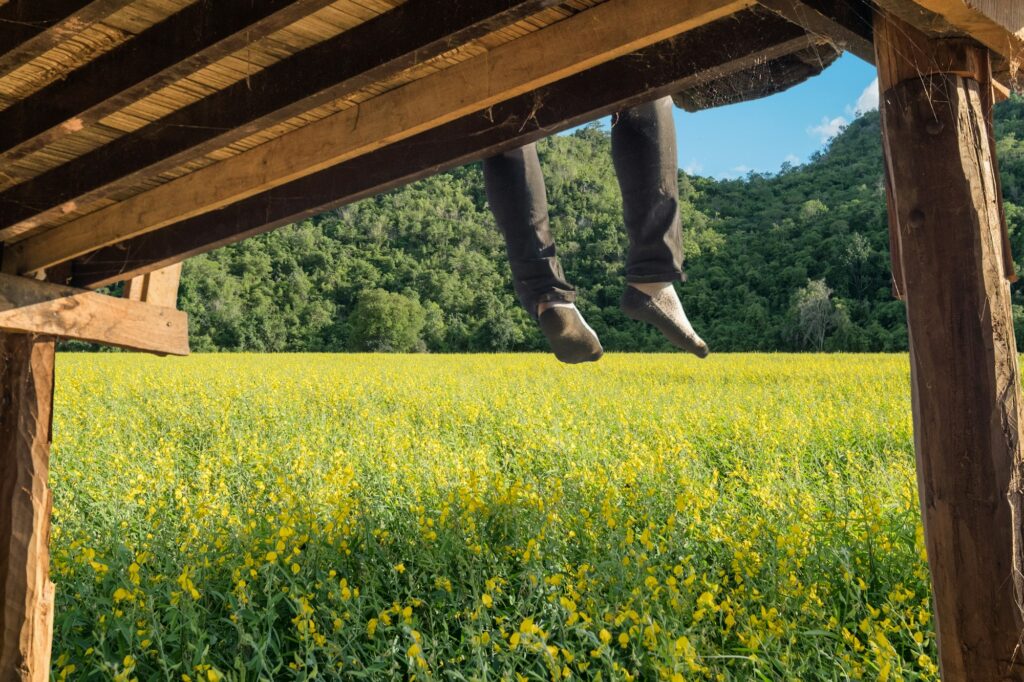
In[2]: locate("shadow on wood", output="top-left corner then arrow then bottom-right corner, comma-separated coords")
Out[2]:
0,333 -> 55,682
877,10 -> 1024,679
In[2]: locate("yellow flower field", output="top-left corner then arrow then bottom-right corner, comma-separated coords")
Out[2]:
50,353 -> 930,681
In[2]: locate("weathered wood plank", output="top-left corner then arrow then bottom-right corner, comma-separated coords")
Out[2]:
70,10 -> 816,287
876,10 -> 1024,679
8,0 -> 757,276
122,263 -> 181,308
756,0 -> 875,62
0,0 -> 570,237
877,0 -> 1022,70
911,0 -> 1022,39
0,0 -> 339,167
0,0 -> 132,77
0,332 -> 55,682
0,273 -> 189,355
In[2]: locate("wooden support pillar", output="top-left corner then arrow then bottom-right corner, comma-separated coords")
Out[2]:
0,333 -> 55,682
876,11 -> 1024,680
123,263 -> 182,308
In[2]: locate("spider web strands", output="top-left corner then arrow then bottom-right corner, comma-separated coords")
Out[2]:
70,9 -> 818,288
0,0 -> 342,168
0,0 -> 132,77
0,0 -> 567,236
6,0 -> 756,276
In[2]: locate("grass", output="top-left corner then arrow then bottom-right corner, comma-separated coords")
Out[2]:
49,353 -> 930,681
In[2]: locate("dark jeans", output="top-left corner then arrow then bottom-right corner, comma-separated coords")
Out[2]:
483,96 -> 683,317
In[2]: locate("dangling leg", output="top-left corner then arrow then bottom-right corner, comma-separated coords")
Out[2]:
483,144 -> 603,364
612,96 -> 708,358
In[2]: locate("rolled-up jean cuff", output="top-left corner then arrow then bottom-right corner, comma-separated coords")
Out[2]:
626,271 -> 685,284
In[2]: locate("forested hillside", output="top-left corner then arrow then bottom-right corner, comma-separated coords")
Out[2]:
173,96 -> 1024,353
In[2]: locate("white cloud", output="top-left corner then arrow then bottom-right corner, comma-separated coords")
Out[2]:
783,154 -> 801,166
721,165 -> 751,179
854,78 -> 879,114
683,159 -> 703,175
808,115 -> 848,144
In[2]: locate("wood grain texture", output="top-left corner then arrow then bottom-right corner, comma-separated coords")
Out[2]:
0,333 -> 55,682
70,9 -> 815,286
0,0 -> 340,167
0,273 -> 188,355
0,0 -> 132,77
968,0 -> 1023,34
9,0 -> 755,277
122,263 -> 180,308
0,0 -> 567,236
882,0 -> 1023,65
877,10 -> 1024,679
756,0 -> 875,62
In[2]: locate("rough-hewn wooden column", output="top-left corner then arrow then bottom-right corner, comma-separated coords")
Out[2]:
0,333 -> 56,682
876,11 -> 1024,680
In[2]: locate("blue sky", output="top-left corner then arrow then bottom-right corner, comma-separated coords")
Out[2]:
567,53 -> 879,180
676,53 -> 879,179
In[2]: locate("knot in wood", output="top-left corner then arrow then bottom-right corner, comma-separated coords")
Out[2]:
908,209 -> 926,231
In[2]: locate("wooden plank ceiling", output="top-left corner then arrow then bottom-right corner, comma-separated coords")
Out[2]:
0,0 -> 1017,288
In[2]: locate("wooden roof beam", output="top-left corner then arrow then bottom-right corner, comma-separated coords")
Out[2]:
757,0 -> 875,62
0,0 -> 570,239
885,0 -> 1022,63
0,0 -> 341,168
4,0 -> 758,277
0,273 -> 189,355
872,0 -> 1021,86
0,0 -> 133,79
68,10 -> 820,287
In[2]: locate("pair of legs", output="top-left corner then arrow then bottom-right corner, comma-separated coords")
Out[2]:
483,96 -> 708,362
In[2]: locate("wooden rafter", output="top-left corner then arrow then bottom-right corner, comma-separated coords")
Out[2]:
756,0 -> 875,62
0,0 -> 132,78
5,0 -> 757,277
895,0 -> 1022,58
0,0 -> 569,236
0,273 -> 189,355
0,0 -> 341,167
70,9 -> 817,287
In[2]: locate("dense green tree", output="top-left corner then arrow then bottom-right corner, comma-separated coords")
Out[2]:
348,289 -> 427,352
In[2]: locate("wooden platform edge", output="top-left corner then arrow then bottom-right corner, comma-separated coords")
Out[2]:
877,0 -> 1023,84
755,0 -> 875,63
7,0 -> 756,277
70,10 -> 816,286
0,273 -> 189,356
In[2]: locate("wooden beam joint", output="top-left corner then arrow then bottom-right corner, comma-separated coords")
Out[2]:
0,273 -> 189,356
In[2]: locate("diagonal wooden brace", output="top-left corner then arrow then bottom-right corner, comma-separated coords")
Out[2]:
0,273 -> 189,356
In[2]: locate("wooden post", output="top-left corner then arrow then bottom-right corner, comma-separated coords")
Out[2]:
0,333 -> 56,682
876,11 -> 1024,679
123,263 -> 182,308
